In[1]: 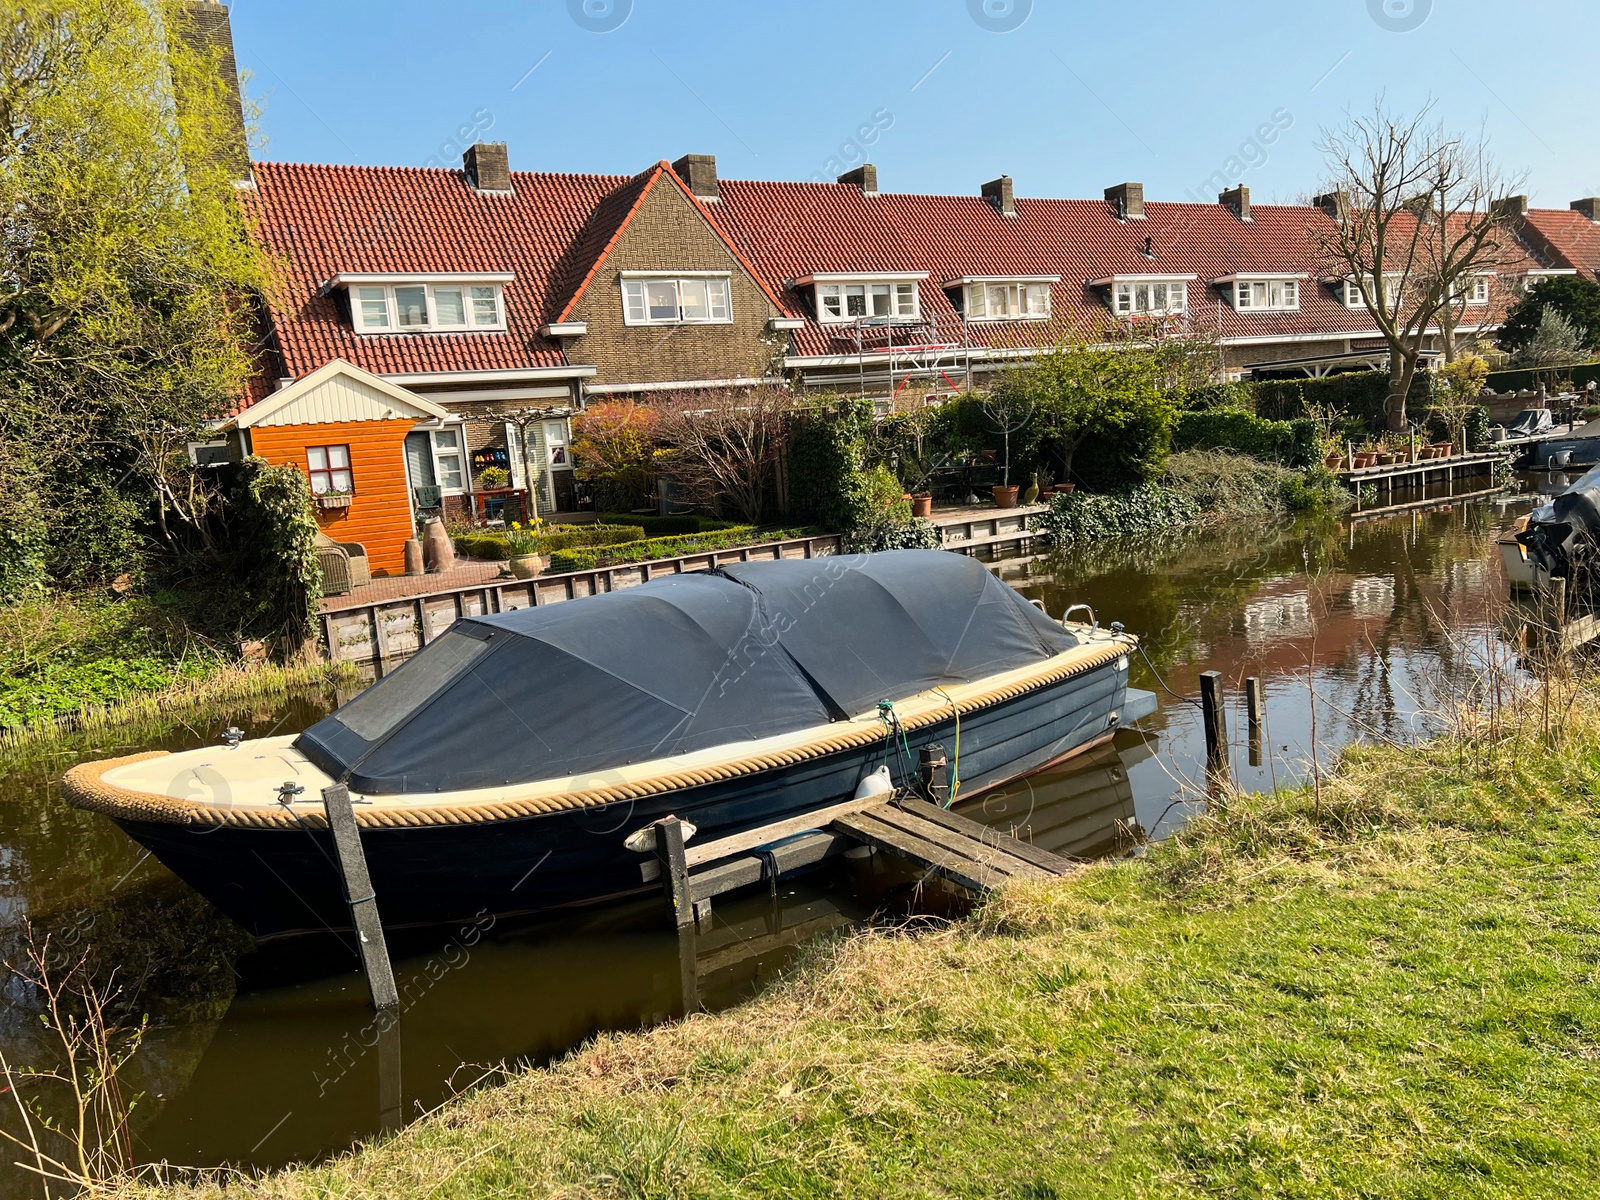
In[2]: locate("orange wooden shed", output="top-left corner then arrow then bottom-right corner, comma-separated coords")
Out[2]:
232,360 -> 452,576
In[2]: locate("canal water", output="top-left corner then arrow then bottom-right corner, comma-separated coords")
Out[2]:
0,478 -> 1550,1189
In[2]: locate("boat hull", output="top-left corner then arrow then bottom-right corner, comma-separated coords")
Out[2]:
112,662 -> 1130,938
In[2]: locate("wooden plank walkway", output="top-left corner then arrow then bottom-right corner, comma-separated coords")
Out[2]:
643,792 -> 1080,925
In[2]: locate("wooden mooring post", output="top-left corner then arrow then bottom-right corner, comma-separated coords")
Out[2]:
1244,676 -> 1263,768
1199,671 -> 1229,780
918,746 -> 949,807
650,816 -> 701,1014
321,783 -> 399,1011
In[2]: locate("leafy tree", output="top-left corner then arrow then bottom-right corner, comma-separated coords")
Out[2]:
569,399 -> 661,511
0,0 -> 268,590
1428,353 -> 1489,449
1497,275 -> 1600,358
998,342 -> 1178,486
1511,307 -> 1590,371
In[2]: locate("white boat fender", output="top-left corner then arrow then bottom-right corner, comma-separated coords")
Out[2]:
623,818 -> 698,854
854,765 -> 893,800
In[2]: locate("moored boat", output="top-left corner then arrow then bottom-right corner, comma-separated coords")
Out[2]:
62,551 -> 1142,938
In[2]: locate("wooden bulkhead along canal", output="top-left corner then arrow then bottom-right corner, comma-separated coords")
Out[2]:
0,472 -> 1557,1187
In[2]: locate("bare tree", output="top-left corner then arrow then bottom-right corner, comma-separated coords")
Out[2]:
1315,100 -> 1525,432
655,385 -> 795,523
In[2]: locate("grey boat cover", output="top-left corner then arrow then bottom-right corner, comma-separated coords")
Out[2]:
296,550 -> 1078,794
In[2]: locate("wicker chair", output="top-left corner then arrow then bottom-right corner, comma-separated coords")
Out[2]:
314,532 -> 372,596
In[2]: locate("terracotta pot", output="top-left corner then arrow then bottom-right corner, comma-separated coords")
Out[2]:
508,553 -> 543,580
910,493 -> 933,519
1323,454 -> 1342,470
1379,453 -> 1399,466
992,484 -> 1020,508
1056,483 -> 1076,494
1433,443 -> 1453,457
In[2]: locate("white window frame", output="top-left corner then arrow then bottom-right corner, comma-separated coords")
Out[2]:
1456,275 -> 1491,305
428,425 -> 468,495
1343,276 -> 1403,310
1112,279 -> 1188,317
963,281 -> 1052,322
805,274 -> 924,324
619,272 -> 734,326
351,282 -> 507,334
1233,279 -> 1300,312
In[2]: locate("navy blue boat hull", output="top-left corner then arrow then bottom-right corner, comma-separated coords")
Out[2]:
115,664 -> 1128,939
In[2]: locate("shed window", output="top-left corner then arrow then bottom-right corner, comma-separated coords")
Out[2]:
307,445 -> 353,495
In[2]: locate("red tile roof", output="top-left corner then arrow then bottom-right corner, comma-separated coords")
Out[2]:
548,162 -> 788,324
243,161 -> 632,380
1519,208 -> 1600,281
242,160 -> 1548,402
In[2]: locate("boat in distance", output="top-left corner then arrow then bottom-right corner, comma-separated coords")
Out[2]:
63,551 -> 1148,938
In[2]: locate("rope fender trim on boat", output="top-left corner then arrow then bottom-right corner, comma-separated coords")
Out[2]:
59,640 -> 1133,831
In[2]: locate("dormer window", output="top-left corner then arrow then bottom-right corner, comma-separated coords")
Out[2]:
1093,274 -> 1195,317
949,276 -> 1058,321
1341,276 -> 1402,309
796,272 -> 927,323
332,273 -> 512,334
1455,275 -> 1492,305
620,272 -> 733,325
1224,274 -> 1303,312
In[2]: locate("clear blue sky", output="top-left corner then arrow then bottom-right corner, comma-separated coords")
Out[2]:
228,0 -> 1599,208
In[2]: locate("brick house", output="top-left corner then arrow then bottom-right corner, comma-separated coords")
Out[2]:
189,3 -> 1567,577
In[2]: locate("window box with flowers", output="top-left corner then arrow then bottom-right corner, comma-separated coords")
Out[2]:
307,445 -> 355,510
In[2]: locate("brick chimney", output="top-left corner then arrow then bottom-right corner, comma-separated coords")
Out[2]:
673,154 -> 719,201
838,164 -> 878,196
464,143 -> 512,193
1490,195 -> 1530,221
982,175 -> 1016,216
1105,182 -> 1144,221
1315,190 -> 1351,223
1573,198 -> 1600,223
1220,185 -> 1251,222
170,2 -> 252,186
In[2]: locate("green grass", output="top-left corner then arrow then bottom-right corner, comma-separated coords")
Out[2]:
0,592 -> 354,744
139,688 -> 1600,1198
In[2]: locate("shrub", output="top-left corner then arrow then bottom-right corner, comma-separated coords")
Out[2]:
570,400 -> 661,512
545,526 -> 818,573
452,523 -> 647,561
1171,410 -> 1326,470
844,519 -> 941,553
1038,484 -> 1201,543
1253,371 -> 1427,431
786,398 -> 875,532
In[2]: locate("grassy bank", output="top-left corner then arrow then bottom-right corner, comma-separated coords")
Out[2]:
0,593 -> 354,748
130,682 -> 1600,1198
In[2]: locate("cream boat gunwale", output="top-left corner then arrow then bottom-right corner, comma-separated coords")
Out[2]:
63,626 -> 1132,831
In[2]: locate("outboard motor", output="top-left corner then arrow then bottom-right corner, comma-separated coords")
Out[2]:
1518,486 -> 1600,604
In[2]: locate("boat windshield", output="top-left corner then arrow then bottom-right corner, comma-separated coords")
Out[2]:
332,628 -> 492,741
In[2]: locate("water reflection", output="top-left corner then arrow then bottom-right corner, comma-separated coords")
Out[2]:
0,484 -> 1539,1187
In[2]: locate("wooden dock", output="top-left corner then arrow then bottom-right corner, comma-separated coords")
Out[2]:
931,505 -> 1049,557
1339,449 -> 1505,505
640,790 -> 1079,930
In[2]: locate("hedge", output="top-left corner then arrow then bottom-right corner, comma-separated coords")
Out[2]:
1172,410 -> 1320,468
1252,370 -> 1428,430
546,526 -> 818,573
1484,361 -> 1600,393
452,523 -> 646,561
597,513 -> 741,536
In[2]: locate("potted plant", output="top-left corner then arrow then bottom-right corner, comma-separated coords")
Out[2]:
479,466 -> 510,490
910,492 -> 933,519
980,390 -> 1032,510
316,487 -> 354,510
504,523 -> 543,580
